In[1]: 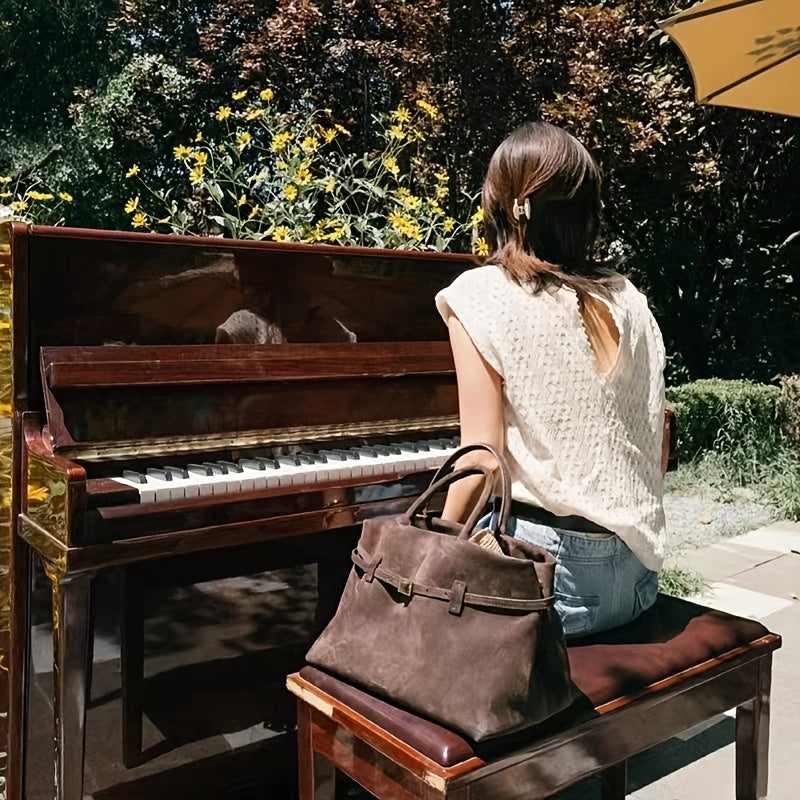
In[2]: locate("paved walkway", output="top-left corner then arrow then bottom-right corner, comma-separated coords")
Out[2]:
627,520 -> 799,800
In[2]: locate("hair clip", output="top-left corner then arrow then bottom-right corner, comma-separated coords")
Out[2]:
512,197 -> 530,223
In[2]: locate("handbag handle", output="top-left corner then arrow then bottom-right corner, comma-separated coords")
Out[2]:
404,465 -> 496,540
428,443 -> 511,538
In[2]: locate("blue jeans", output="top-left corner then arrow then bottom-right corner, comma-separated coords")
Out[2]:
501,515 -> 659,638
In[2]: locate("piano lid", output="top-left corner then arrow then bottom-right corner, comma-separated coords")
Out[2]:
39,339 -> 458,460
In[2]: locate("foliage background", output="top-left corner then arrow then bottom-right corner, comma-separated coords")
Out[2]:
1,0 -> 799,384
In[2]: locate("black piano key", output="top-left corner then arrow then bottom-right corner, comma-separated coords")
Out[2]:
372,444 -> 401,456
218,460 -> 244,473
353,446 -> 378,457
203,461 -> 227,474
397,441 -> 420,452
318,449 -> 347,461
297,453 -> 325,465
122,469 -> 148,484
254,456 -> 280,470
277,455 -> 300,467
238,457 -> 266,470
164,465 -> 189,479
187,463 -> 214,476
147,467 -> 173,481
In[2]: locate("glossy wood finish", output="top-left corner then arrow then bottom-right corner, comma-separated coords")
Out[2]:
4,222 -> 474,800
288,629 -> 780,800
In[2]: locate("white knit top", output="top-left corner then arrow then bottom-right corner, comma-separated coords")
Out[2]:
435,265 -> 666,571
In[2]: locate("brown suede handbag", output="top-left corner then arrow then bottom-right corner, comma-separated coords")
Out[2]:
306,443 -> 579,741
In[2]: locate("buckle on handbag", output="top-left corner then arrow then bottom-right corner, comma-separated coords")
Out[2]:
397,578 -> 414,597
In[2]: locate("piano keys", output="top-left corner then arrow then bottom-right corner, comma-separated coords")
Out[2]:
1,221 -> 474,800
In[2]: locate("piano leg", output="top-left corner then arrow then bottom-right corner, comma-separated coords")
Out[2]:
44,563 -> 94,800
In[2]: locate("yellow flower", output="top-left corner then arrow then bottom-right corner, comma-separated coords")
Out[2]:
270,131 -> 293,152
416,99 -> 441,119
58,191 -> 73,202
393,106 -> 411,123
474,237 -> 489,257
232,89 -> 247,101
131,212 -> 148,229
238,193 -> 247,207
125,164 -> 140,178
443,217 -> 455,233
272,225 -> 291,242
383,156 -> 399,176
324,177 -> 336,193
173,144 -> 193,160
0,191 -> 10,199
284,184 -> 298,201
193,151 -> 208,166
471,206 -> 484,226
216,105 -> 232,121
401,193 -> 421,211
295,164 -> 312,185
195,131 -> 203,142
236,131 -> 252,151
428,200 -> 444,217
335,123 -> 351,136
27,190 -> 54,201
435,171 -> 448,182
435,185 -> 448,200
245,108 -> 265,120
0,175 -> 11,184
248,204 -> 262,219
321,127 -> 337,143
301,135 -> 319,151
124,196 -> 139,214
189,165 -> 204,184
276,159 -> 288,170
387,211 -> 422,240
10,200 -> 28,212
389,124 -> 406,140
260,88 -> 274,102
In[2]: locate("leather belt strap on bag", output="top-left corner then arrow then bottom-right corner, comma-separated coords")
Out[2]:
352,547 -> 554,616
509,500 -> 614,536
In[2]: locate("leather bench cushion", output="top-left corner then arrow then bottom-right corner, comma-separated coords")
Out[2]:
299,594 -> 771,767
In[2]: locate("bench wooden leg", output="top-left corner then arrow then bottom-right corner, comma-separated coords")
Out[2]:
600,760 -> 627,800
297,701 -> 335,800
735,654 -> 772,800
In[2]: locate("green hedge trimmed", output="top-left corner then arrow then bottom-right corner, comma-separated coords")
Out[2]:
666,379 -> 789,465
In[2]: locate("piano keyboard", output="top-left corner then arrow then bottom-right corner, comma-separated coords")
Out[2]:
112,438 -> 460,504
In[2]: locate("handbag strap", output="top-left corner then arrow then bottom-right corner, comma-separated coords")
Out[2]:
352,547 -> 554,614
428,443 -> 512,539
404,465 -> 496,539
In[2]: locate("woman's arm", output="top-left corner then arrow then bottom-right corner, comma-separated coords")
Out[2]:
441,312 -> 505,523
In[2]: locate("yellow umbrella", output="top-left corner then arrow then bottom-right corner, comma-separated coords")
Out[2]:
659,0 -> 800,117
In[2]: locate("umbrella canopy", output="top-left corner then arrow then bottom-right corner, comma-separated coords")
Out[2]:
659,0 -> 800,117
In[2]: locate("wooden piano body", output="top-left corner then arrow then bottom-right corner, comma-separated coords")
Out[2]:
0,222 -> 474,800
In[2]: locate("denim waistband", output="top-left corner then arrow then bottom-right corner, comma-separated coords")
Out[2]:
508,500 -> 614,536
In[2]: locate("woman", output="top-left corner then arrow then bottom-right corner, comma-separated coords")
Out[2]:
435,121 -> 667,638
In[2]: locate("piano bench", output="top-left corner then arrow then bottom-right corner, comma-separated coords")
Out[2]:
286,594 -> 781,800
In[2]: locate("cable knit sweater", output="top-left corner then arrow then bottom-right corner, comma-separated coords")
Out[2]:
435,265 -> 666,571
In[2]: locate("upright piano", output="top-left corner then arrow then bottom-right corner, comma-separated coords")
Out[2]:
0,222 -> 474,800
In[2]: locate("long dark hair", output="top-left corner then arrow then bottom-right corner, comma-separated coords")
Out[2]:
481,121 -> 621,296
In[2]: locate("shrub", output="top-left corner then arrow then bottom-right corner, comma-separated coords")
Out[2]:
780,374 -> 800,443
0,175 -> 74,224
123,89 -> 478,251
665,379 -> 789,483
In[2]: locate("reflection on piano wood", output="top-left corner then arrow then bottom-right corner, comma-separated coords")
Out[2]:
1,222 -> 474,800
